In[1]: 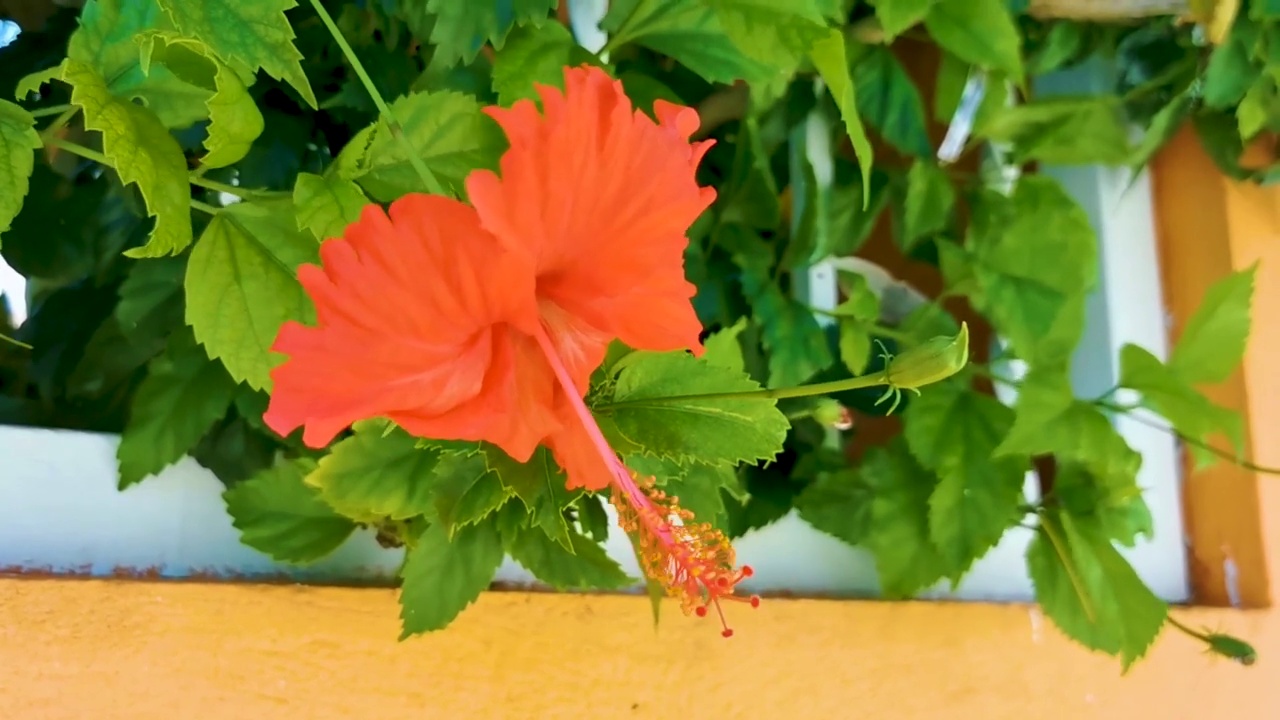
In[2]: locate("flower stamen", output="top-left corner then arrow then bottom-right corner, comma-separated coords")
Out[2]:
532,325 -> 759,636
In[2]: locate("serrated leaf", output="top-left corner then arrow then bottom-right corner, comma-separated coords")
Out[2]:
292,172 -> 369,241
224,458 -> 358,564
138,31 -> 265,169
61,59 -> 193,257
904,382 -> 1026,575
702,317 -> 749,374
924,0 -> 1024,83
398,521 -> 503,638
483,445 -> 579,549
796,468 -> 874,546
965,177 -> 1095,364
336,90 -> 505,200
0,100 -> 40,241
709,0 -> 828,73
510,526 -> 632,590
982,96 -> 1131,165
117,329 -> 238,488
577,494 -> 611,543
67,0 -> 212,129
184,198 -> 318,390
861,441 -> 949,597
491,22 -> 599,106
155,0 -> 317,108
755,288 -> 834,387
115,254 -> 186,340
307,420 -> 450,522
996,367 -> 1142,486
1119,344 -> 1243,460
1169,265 -> 1256,384
1053,462 -> 1152,547
902,160 -> 955,249
853,47 -> 933,159
1203,16 -> 1260,110
424,0 -> 557,67
432,452 -> 513,535
1028,510 -> 1167,671
14,65 -> 66,102
1130,91 -> 1194,173
601,0 -> 774,86
869,0 -> 939,39
600,351 -> 789,468
811,28 -> 874,195
833,274 -> 880,375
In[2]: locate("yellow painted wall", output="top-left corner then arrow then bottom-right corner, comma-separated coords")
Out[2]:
2,134 -> 1279,720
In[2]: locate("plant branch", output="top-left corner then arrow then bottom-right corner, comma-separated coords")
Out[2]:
38,106 -> 79,141
599,370 -> 891,409
0,333 -> 32,350
1027,0 -> 1188,19
44,136 -> 107,164
29,103 -> 72,119
307,0 -> 445,196
188,176 -> 286,200
190,199 -> 221,215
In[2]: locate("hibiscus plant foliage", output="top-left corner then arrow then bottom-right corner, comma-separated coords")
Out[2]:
0,0 -> 1273,670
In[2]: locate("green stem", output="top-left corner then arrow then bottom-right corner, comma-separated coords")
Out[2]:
806,307 -> 918,344
45,136 -> 108,164
39,106 -> 80,141
600,370 -> 890,409
191,199 -> 221,215
1165,615 -> 1207,643
0,333 -> 32,350
188,176 -> 284,200
29,103 -> 72,119
308,0 -> 444,196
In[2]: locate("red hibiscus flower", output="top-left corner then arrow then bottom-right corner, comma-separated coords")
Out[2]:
264,65 -> 757,635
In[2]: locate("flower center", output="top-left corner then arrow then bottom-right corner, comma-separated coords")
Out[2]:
530,325 -> 759,637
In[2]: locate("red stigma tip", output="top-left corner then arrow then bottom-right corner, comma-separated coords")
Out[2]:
721,628 -> 734,638
749,595 -> 761,608
695,606 -> 708,617
741,565 -> 754,578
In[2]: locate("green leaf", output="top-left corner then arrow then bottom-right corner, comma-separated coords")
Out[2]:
861,441 -> 949,597
982,96 -> 1131,165
424,0 -> 557,67
292,172 -> 369,241
137,31 -> 265,169
117,329 -> 238,488
577,494 -> 611,543
61,59 -> 193,257
1237,76 -> 1277,141
307,420 -> 451,522
924,0 -> 1024,83
67,0 -> 213,129
0,100 -> 40,241
155,0 -> 317,108
965,177 -> 1096,364
510,526 -> 632,590
904,382 -> 1026,575
483,445 -> 579,550
996,367 -> 1141,486
601,0 -> 774,86
224,458 -> 358,564
14,65 -> 66,103
599,351 -> 790,468
853,47 -> 933,159
709,0 -> 828,73
398,521 -> 503,638
869,0 -> 940,39
702,317 -> 749,374
662,461 -> 735,530
1028,510 -> 1167,671
1053,462 -> 1152,548
811,28 -> 875,196
432,451 -> 513,535
901,160 -> 955,248
335,90 -> 505,200
491,23 -> 597,106
795,468 -> 874,546
756,288 -> 835,388
115,255 -> 186,340
1169,265 -> 1256,384
1130,91 -> 1194,172
833,273 -> 880,374
1119,344 -> 1243,459
184,198 -> 319,390
1203,16 -> 1261,110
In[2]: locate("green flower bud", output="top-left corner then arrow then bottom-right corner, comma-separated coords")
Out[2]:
885,321 -> 970,390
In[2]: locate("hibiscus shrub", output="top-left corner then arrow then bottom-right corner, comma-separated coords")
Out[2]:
0,0 -> 1272,668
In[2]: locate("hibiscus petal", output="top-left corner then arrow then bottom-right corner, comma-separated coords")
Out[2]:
466,65 -> 715,359
263,194 -> 548,449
